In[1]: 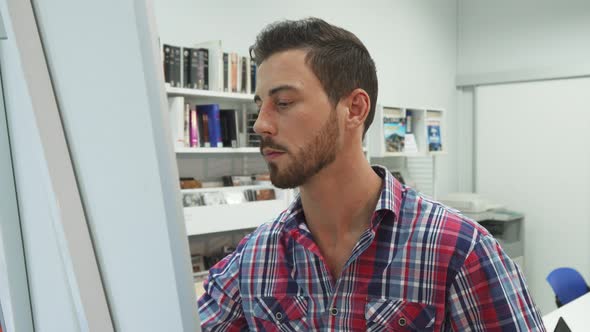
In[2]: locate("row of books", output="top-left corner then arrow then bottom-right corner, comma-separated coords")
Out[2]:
169,98 -> 260,149
182,188 -> 276,208
162,40 -> 256,94
180,173 -> 270,190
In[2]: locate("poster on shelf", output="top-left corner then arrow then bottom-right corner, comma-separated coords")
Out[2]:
383,116 -> 406,152
427,119 -> 442,151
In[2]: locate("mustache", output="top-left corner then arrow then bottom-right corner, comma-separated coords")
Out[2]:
259,137 -> 289,153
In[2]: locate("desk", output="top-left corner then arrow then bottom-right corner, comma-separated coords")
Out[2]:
543,293 -> 590,330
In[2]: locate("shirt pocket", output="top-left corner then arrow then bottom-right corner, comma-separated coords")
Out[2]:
365,298 -> 436,332
251,295 -> 309,332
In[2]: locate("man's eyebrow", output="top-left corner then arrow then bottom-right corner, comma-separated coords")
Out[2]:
254,84 -> 299,104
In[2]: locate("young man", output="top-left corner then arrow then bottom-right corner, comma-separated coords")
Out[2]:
198,18 -> 545,331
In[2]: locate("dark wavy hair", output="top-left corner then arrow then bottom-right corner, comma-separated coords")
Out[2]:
250,17 -> 378,138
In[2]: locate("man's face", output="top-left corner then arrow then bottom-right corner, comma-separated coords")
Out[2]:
254,49 -> 341,189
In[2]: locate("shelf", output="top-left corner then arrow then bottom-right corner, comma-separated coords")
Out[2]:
182,184 -> 273,193
176,147 -> 260,154
166,86 -> 255,102
184,199 -> 288,236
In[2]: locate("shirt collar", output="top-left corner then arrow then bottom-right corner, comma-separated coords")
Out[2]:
280,165 -> 404,231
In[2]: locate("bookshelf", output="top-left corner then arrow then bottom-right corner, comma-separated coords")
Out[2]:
165,84 -> 292,243
167,86 -> 255,102
367,104 -> 447,158
175,147 -> 259,154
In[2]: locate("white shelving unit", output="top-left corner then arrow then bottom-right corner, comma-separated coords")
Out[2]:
183,191 -> 291,236
367,104 -> 447,158
175,147 -> 259,154
167,86 -> 255,102
165,85 -> 292,240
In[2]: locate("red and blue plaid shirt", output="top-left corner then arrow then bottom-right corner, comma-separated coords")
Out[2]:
198,166 -> 545,331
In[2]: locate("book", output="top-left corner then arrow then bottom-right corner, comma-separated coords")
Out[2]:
250,61 -> 257,93
189,108 -> 199,147
220,109 -> 238,148
163,44 -> 181,87
223,52 -> 229,92
183,104 -> 190,146
199,112 -> 210,147
194,40 -> 223,91
241,56 -> 248,93
183,47 -> 198,88
179,177 -> 202,189
195,48 -> 209,90
255,189 -> 276,201
182,192 -> 203,207
427,119 -> 442,151
246,111 -> 260,147
198,104 -> 222,147
230,53 -> 238,92
383,116 -> 406,152
167,96 -> 185,148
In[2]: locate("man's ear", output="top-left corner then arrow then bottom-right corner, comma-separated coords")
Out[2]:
343,88 -> 371,132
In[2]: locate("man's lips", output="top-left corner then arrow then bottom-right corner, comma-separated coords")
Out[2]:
262,149 -> 286,160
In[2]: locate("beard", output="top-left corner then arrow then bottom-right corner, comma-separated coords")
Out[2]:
260,110 -> 339,189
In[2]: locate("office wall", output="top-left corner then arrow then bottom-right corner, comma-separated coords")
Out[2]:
458,0 -> 590,77
475,78 -> 590,315
153,0 -> 460,197
457,0 -> 590,315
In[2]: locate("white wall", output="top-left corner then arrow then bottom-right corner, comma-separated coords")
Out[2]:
458,0 -> 590,78
475,78 -> 590,315
153,0 -> 460,197
457,0 -> 590,315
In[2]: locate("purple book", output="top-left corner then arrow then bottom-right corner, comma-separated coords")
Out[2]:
190,108 -> 199,147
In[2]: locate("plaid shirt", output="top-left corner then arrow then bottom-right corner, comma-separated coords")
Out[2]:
198,166 -> 545,331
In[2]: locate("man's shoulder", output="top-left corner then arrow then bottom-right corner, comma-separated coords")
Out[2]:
401,188 -> 491,255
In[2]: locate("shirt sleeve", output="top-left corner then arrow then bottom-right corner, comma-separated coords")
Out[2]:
447,235 -> 546,331
197,234 -> 251,331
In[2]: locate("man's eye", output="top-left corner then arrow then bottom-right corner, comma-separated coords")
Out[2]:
277,101 -> 292,109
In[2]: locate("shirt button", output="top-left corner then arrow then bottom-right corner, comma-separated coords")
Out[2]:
398,317 -> 407,326
329,307 -> 338,316
275,312 -> 283,321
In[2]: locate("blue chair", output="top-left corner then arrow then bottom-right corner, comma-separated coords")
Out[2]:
546,267 -> 590,307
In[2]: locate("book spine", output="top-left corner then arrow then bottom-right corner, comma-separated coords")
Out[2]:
183,104 -> 190,146
200,105 -> 222,147
241,56 -> 247,93
201,49 -> 209,90
174,47 -> 182,88
189,48 -> 199,89
219,112 -> 229,147
250,61 -> 256,93
228,110 -> 238,148
200,112 -> 210,147
223,53 -> 229,92
183,48 -> 190,88
231,53 -> 238,92
163,44 -> 172,85
190,108 -> 198,147
172,46 -> 181,87
196,50 -> 204,89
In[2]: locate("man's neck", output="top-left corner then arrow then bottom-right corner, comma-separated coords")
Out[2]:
299,147 -> 383,252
